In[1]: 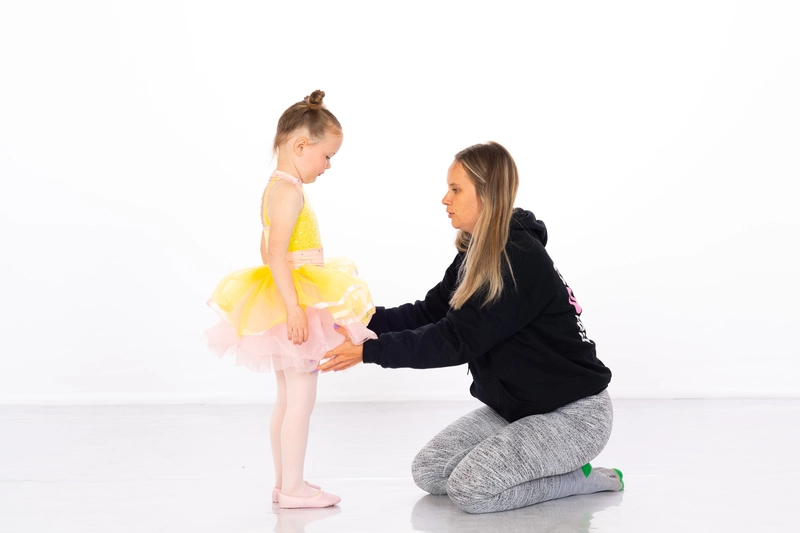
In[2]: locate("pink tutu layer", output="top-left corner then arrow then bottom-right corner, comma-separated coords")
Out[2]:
202,306 -> 376,373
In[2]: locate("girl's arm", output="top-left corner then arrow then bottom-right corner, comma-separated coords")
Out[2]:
266,180 -> 307,345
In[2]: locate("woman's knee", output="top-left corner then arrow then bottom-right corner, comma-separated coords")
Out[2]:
445,472 -> 495,514
411,446 -> 448,495
557,390 -> 614,460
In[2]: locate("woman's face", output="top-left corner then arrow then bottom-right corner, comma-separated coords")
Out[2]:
442,161 -> 482,234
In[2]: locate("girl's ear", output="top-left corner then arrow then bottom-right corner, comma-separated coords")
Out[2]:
293,137 -> 308,156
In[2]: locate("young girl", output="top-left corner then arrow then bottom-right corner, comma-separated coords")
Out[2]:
203,90 -> 375,509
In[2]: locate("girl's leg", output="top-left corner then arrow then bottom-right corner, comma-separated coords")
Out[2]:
279,367 -> 319,497
411,405 -> 509,495
270,369 -> 287,490
446,389 -> 621,514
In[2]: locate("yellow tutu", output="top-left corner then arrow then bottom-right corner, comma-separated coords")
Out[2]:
204,257 -> 376,373
207,256 -> 375,336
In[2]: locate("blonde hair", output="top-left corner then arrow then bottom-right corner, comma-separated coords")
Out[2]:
272,90 -> 342,155
449,142 -> 520,310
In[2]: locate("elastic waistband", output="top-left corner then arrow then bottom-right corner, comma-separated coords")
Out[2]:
288,248 -> 324,268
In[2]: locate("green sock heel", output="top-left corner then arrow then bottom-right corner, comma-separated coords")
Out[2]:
581,463 -> 592,478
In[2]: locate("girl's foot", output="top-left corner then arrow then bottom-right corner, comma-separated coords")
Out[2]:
278,485 -> 341,509
272,481 -> 321,503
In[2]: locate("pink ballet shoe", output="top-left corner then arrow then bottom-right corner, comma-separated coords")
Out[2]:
272,481 -> 321,503
278,486 -> 341,509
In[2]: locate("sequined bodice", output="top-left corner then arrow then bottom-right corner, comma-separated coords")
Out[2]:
261,171 -> 322,252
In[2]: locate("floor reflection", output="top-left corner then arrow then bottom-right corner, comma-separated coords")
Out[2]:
156,505 -> 342,533
411,491 -> 624,533
271,503 -> 341,533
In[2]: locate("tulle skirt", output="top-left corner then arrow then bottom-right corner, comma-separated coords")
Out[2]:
203,256 -> 376,372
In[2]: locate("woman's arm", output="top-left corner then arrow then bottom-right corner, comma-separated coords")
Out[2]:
368,254 -> 461,335
266,180 -> 306,345
364,284 -> 533,369
363,243 -> 560,369
319,278 -> 533,372
320,243 -> 558,372
319,256 -> 461,372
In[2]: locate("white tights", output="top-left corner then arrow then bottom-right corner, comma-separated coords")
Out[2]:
269,366 -> 319,497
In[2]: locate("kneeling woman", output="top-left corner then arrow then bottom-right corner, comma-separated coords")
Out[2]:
319,141 -> 623,514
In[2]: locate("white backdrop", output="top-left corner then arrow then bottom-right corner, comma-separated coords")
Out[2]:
1,1 -> 798,404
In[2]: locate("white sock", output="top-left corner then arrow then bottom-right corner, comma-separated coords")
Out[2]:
555,465 -> 624,499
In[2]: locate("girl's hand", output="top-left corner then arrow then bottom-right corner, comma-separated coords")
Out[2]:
286,305 -> 308,345
318,327 -> 363,372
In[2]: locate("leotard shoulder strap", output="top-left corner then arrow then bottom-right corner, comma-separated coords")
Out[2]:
262,171 -> 304,227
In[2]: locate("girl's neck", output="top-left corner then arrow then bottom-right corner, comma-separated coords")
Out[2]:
275,164 -> 300,176
275,154 -> 305,183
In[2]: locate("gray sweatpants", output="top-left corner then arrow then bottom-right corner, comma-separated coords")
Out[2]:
411,389 -> 613,514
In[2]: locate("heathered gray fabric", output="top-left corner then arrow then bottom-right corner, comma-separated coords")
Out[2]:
412,389 -> 613,514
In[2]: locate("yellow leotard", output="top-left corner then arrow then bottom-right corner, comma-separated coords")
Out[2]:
262,171 -> 322,253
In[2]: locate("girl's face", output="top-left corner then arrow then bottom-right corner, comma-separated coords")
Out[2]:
442,161 -> 482,234
297,132 -> 343,184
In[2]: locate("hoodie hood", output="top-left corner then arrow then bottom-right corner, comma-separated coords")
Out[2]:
511,208 -> 548,246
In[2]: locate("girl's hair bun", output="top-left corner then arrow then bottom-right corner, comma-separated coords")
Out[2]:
304,90 -> 326,110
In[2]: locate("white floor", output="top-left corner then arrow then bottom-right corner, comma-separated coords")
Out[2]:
1,398 -> 798,533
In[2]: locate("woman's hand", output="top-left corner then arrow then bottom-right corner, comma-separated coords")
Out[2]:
286,304 -> 308,345
318,327 -> 363,372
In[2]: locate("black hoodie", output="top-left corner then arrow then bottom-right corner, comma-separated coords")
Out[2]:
362,208 -> 611,422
